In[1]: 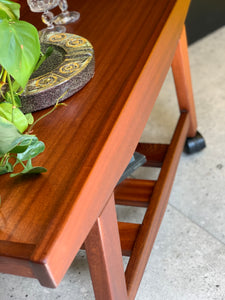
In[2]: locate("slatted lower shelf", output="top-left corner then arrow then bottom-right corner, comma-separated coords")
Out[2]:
115,112 -> 190,298
81,112 -> 189,297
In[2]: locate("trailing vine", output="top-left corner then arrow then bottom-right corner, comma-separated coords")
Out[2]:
0,0 -> 55,177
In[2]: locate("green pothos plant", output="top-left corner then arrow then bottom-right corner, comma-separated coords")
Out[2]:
0,0 -> 55,177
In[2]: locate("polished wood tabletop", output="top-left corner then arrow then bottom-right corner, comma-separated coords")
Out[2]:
0,0 -> 193,298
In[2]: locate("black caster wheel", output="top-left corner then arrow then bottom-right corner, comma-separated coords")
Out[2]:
184,131 -> 206,154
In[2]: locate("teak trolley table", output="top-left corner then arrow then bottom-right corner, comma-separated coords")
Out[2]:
0,0 -> 205,299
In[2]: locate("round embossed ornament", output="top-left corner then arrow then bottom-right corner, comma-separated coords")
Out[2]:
20,32 -> 95,113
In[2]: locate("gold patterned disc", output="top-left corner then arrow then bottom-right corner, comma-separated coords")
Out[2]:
20,32 -> 95,113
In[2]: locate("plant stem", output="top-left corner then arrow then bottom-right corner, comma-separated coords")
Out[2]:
28,91 -> 68,133
6,73 -> 16,123
0,154 -> 9,167
0,69 -> 7,96
2,69 -> 7,83
10,155 -> 26,169
0,67 -> 3,79
16,158 -> 26,169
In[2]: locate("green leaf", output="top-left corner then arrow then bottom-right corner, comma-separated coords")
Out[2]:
0,0 -> 20,20
34,46 -> 54,71
0,102 -> 28,133
0,118 -> 37,154
4,91 -> 12,103
13,93 -> 22,107
10,135 -> 37,153
17,140 -> 45,161
12,80 -> 22,93
0,9 -> 8,20
25,113 -> 34,125
0,116 -> 21,155
0,161 -> 13,174
5,89 -> 22,105
0,166 -> 9,174
10,166 -> 47,177
0,19 -> 40,88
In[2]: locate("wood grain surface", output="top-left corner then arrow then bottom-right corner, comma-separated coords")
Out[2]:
0,0 -> 191,290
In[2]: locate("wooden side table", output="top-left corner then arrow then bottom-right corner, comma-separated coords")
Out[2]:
0,0 -> 205,299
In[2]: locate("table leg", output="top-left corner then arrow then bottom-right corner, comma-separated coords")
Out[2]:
84,194 -> 128,300
172,26 -> 197,137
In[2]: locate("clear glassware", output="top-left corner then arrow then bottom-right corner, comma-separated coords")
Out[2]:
54,0 -> 80,25
27,0 -> 66,34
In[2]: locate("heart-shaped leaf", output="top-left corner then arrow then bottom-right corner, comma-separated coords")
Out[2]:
0,19 -> 40,88
17,140 -> 45,161
10,135 -> 37,153
25,113 -> 34,125
0,102 -> 28,133
0,116 -> 21,155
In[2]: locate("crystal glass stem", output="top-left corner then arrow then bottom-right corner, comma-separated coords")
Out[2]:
54,0 -> 80,25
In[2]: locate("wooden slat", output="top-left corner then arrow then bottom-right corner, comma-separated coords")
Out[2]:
136,143 -> 169,167
115,178 -> 156,207
125,112 -> 190,299
118,222 -> 141,257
